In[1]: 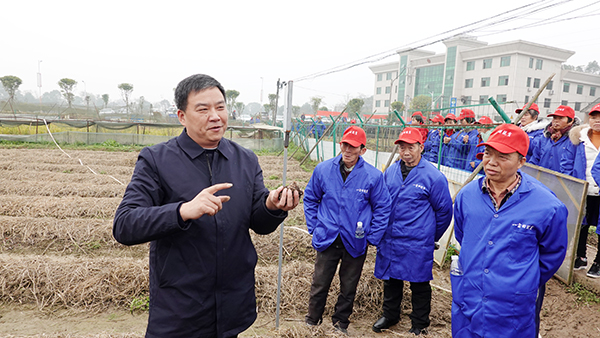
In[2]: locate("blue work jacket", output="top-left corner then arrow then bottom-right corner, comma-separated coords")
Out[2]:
304,155 -> 391,258
440,130 -> 457,167
452,172 -> 568,338
374,158 -> 453,282
423,129 -> 442,163
589,155 -> 600,235
531,119 -> 580,171
113,131 -> 287,338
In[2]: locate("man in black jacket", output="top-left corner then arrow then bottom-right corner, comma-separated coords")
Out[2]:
113,74 -> 300,338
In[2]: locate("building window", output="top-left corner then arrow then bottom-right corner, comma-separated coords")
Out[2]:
385,86 -> 391,94
592,87 -> 597,96
561,100 -> 568,106
563,83 -> 570,93
376,87 -> 382,95
529,58 -> 534,68
547,81 -> 553,90
384,100 -> 390,107
525,96 -> 530,104
575,102 -> 581,111
463,96 -> 472,104
498,76 -> 509,86
386,72 -> 392,80
497,94 -> 507,103
466,61 -> 475,71
483,59 -> 492,69
481,77 -> 491,87
375,100 -> 381,107
377,74 -> 382,81
544,98 -> 551,108
577,85 -> 583,94
479,95 -> 489,104
527,77 -> 532,87
465,79 -> 473,88
535,59 -> 543,70
533,78 -> 541,89
500,56 -> 511,67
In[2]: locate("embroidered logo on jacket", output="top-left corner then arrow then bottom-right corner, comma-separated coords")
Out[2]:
413,183 -> 426,191
356,188 -> 369,194
512,223 -> 534,230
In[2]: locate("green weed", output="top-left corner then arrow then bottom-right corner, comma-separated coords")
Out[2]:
567,283 -> 600,304
130,295 -> 150,313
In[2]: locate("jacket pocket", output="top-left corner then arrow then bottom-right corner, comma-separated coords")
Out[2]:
511,289 -> 537,331
450,273 -> 464,307
507,226 -> 537,263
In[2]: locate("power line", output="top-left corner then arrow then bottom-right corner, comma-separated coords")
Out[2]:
293,0 -> 574,83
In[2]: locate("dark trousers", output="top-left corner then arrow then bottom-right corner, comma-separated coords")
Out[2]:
382,278 -> 431,329
577,195 -> 600,263
305,241 -> 367,329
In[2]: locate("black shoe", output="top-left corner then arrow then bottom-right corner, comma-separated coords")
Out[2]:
372,317 -> 399,333
333,322 -> 348,335
574,257 -> 588,270
409,326 -> 428,335
587,262 -> 600,278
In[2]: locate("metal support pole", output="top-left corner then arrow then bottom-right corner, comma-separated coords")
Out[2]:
276,80 -> 292,329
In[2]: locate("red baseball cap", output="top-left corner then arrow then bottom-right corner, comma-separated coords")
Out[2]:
395,127 -> 423,145
350,119 -> 356,123
548,105 -> 575,119
476,124 -> 529,159
432,114 -> 444,123
460,108 -> 475,119
516,103 -> 540,114
474,116 -> 493,124
341,126 -> 366,147
412,111 -> 424,118
445,113 -> 458,121
589,103 -> 600,115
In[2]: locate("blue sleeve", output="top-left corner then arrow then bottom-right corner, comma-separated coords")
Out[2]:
560,143 -> 577,175
454,191 -> 465,245
366,173 -> 392,246
303,167 -> 323,235
430,174 -> 453,241
538,202 -> 568,284
592,153 -> 600,186
530,137 -> 544,165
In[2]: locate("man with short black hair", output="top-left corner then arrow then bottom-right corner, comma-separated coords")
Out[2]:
452,124 -> 568,338
113,74 -> 300,338
304,126 -> 391,334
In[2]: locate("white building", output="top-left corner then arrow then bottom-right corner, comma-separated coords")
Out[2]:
370,36 -> 600,120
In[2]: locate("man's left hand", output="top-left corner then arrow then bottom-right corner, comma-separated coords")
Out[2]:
266,186 -> 300,211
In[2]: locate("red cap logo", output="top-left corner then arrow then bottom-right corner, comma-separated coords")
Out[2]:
476,124 -> 529,159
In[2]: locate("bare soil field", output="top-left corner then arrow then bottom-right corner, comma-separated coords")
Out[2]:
0,147 -> 599,337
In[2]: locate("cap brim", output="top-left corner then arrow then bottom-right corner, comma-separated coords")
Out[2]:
477,141 -> 520,156
395,138 -> 421,145
341,140 -> 362,147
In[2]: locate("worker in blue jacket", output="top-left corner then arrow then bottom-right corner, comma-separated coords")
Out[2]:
516,103 -> 548,162
531,105 -> 579,171
304,126 -> 392,334
372,127 -> 453,336
441,114 -> 459,167
113,74 -> 300,338
453,124 -> 568,338
465,116 -> 493,172
422,114 -> 444,164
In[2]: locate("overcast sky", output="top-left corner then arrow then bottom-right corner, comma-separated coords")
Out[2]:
2,0 -> 599,110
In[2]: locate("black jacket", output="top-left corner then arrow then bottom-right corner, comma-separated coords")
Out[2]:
113,130 -> 287,338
